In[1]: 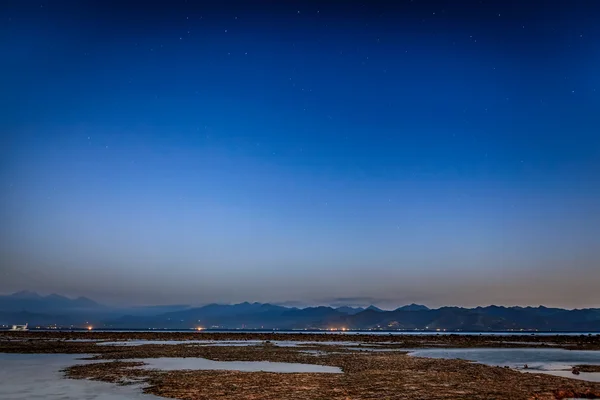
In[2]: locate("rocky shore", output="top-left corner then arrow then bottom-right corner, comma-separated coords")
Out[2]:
1,330 -> 599,349
61,347 -> 600,400
2,331 -> 600,399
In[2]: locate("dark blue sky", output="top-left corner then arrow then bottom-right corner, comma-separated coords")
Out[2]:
1,0 -> 599,307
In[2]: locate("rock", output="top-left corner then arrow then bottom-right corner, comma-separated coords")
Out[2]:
572,367 -> 581,375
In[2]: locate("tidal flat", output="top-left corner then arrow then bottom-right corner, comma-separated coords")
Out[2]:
2,331 -> 600,399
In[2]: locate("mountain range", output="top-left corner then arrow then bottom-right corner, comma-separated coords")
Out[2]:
1,291 -> 599,331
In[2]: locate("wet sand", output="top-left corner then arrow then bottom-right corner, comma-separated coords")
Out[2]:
2,331 -> 600,399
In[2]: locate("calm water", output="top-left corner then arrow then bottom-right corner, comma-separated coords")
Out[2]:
408,348 -> 600,382
0,353 -> 341,399
2,348 -> 600,398
97,339 -> 360,347
97,340 -> 264,347
0,353 -> 161,400
135,357 -> 342,373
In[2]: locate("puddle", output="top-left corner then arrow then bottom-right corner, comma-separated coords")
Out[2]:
0,338 -> 101,343
97,340 -> 360,348
272,341 -> 360,347
97,340 -> 263,347
500,341 -> 560,346
407,348 -> 600,382
133,357 -> 342,373
299,350 -> 328,356
0,353 -> 161,399
345,347 -> 408,352
528,370 -> 600,383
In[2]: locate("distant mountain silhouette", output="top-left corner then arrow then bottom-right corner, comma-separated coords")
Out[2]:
335,306 -> 365,315
125,304 -> 192,317
395,303 -> 429,312
1,292 -> 599,331
0,291 -> 102,313
106,302 -> 292,329
10,290 -> 44,300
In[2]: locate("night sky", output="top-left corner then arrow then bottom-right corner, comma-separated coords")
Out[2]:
1,0 -> 599,308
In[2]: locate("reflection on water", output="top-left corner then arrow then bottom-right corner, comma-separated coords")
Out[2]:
408,348 -> 600,382
134,357 -> 342,373
0,353 -> 160,400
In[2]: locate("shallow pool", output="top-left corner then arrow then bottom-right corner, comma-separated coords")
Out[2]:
407,348 -> 600,382
0,353 -> 161,399
134,357 -> 342,373
97,339 -> 360,348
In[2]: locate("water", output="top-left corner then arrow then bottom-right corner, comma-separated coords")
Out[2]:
0,353 -> 341,400
270,340 -> 360,347
134,357 -> 342,373
407,348 -> 600,382
0,353 -> 161,399
345,347 -> 408,352
97,339 -> 360,347
97,340 -> 264,347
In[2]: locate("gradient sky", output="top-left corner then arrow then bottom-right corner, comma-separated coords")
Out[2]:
1,0 -> 599,308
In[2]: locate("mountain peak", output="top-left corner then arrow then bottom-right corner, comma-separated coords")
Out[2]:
366,305 -> 383,312
73,296 -> 100,307
336,306 -> 365,315
11,290 -> 42,299
396,303 -> 429,312
46,293 -> 70,301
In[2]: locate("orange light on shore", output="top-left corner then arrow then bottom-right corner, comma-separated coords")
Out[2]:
196,327 -> 204,331
87,326 -> 93,331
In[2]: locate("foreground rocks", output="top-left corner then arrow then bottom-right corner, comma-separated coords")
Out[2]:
2,330 -> 600,350
2,331 -> 600,399
61,348 -> 600,400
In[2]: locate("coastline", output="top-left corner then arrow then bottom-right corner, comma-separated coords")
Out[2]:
2,331 -> 600,399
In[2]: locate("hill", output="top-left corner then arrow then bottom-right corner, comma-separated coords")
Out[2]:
1,292 -> 599,331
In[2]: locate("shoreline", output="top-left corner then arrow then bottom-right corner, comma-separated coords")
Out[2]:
2,332 -> 600,399
2,330 -> 600,350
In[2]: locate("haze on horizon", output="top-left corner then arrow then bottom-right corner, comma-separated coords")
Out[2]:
1,0 -> 599,310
